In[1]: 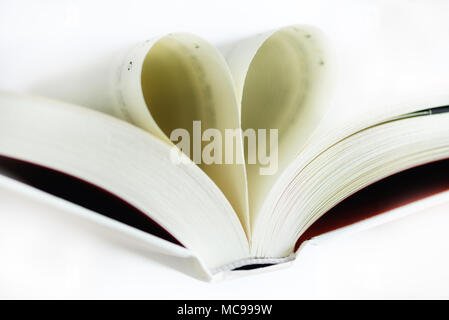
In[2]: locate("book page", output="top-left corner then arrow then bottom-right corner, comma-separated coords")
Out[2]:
225,20 -> 449,247
0,92 -> 249,270
109,33 -> 251,234
224,25 -> 335,227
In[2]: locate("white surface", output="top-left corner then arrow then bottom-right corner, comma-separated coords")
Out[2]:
1,175 -> 449,299
2,0 -> 449,110
1,0 -> 449,298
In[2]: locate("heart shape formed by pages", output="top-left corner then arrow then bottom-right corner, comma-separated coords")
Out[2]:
111,25 -> 334,237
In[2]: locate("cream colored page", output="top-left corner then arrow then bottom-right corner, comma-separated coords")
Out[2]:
110,33 -> 250,235
0,92 -> 249,270
226,20 -> 449,234
224,25 -> 335,225
28,32 -> 251,235
244,21 -> 449,256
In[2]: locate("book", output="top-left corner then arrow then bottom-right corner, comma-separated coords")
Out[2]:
1,24 -> 449,281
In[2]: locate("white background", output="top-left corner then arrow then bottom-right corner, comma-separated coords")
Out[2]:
1,0 -> 449,299
2,178 -> 449,299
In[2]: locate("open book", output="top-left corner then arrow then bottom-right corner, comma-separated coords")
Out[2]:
1,25 -> 449,280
